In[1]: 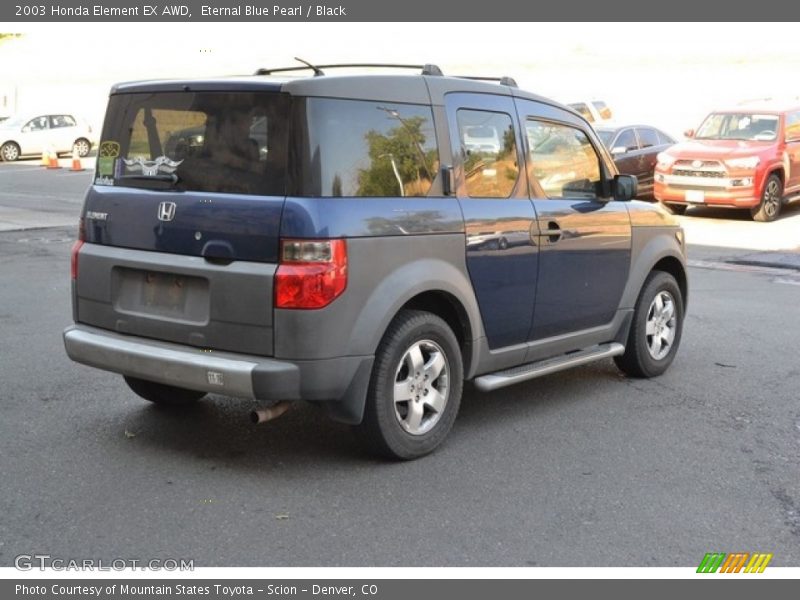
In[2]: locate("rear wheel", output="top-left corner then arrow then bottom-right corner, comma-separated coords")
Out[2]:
123,376 -> 206,405
1,142 -> 20,162
73,138 -> 91,157
751,174 -> 782,222
615,271 -> 684,378
355,310 -> 463,460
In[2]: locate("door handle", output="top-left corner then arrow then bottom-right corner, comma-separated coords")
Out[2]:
545,220 -> 562,243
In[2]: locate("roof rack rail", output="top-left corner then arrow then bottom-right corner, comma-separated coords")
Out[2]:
255,58 -> 444,77
457,75 -> 518,88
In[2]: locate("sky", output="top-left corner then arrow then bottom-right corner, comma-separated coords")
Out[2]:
1,22 -> 799,136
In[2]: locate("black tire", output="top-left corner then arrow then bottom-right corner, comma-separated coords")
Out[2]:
1,141 -> 20,162
615,271 -> 684,378
123,376 -> 206,405
750,173 -> 782,222
355,309 -> 463,460
664,202 -> 687,215
73,138 -> 91,158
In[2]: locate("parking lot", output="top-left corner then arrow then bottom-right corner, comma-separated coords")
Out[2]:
1,160 -> 799,567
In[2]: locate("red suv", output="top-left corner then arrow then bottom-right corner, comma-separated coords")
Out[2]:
654,103 -> 800,221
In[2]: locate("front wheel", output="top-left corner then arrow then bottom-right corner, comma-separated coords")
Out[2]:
355,310 -> 463,460
1,142 -> 20,162
751,174 -> 782,222
615,271 -> 684,378
123,376 -> 206,405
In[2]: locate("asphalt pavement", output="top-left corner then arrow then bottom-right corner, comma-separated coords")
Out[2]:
0,162 -> 799,567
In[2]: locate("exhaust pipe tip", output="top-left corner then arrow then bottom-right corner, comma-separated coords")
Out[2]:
250,402 -> 291,425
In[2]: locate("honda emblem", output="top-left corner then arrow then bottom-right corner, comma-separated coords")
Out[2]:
157,201 -> 177,222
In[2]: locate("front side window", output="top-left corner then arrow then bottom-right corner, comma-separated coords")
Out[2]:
785,111 -> 800,142
24,116 -> 48,132
526,120 -> 601,199
457,109 -> 518,198
294,98 -> 439,197
98,91 -> 288,195
613,129 -> 637,152
636,128 -> 659,149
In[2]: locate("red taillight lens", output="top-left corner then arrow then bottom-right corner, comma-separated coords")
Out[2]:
275,239 -> 347,309
70,240 -> 84,280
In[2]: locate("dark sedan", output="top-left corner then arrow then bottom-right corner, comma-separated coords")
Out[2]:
596,125 -> 675,199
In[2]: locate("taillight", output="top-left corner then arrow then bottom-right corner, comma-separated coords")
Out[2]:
71,218 -> 85,280
275,239 -> 347,309
70,240 -> 84,280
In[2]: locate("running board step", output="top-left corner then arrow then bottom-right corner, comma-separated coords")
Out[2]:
473,343 -> 625,392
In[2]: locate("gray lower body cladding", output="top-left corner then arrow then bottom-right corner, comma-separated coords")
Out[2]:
74,243 -> 276,356
63,324 -> 373,423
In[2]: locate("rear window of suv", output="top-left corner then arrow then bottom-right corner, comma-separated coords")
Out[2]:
98,92 -> 289,196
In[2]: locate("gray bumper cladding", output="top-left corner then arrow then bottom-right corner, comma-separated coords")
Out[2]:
63,325 -> 299,399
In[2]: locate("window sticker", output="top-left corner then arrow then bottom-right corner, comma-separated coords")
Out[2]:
98,141 -> 121,177
99,141 -> 120,157
122,156 -> 183,177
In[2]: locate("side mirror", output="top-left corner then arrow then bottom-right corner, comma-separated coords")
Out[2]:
613,174 -> 638,201
683,128 -> 695,139
610,146 -> 627,156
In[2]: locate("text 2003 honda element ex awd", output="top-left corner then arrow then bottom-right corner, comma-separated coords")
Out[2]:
63,64 -> 687,459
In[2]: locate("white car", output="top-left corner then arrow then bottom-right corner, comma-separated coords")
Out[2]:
0,113 -> 96,161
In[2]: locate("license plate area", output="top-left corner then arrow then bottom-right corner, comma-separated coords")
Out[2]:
685,189 -> 705,203
113,267 -> 209,324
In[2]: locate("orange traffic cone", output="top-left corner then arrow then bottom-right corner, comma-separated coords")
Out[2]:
40,148 -> 50,167
70,147 -> 84,171
47,145 -> 61,169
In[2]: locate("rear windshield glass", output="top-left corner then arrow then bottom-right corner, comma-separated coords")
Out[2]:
96,92 -> 289,195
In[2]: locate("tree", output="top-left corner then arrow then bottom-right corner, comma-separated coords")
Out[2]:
357,116 -> 437,197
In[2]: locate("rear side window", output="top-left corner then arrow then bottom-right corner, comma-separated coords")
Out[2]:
98,92 -> 288,196
293,98 -> 439,197
526,120 -> 601,199
657,130 -> 675,145
456,109 -> 519,198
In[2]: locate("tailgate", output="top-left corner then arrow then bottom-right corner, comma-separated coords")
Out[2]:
74,87 -> 290,355
75,242 -> 276,356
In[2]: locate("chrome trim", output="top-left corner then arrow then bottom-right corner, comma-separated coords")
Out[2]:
473,342 -> 625,392
661,174 -> 736,188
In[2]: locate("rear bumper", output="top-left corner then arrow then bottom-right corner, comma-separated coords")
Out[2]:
63,325 -> 373,421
